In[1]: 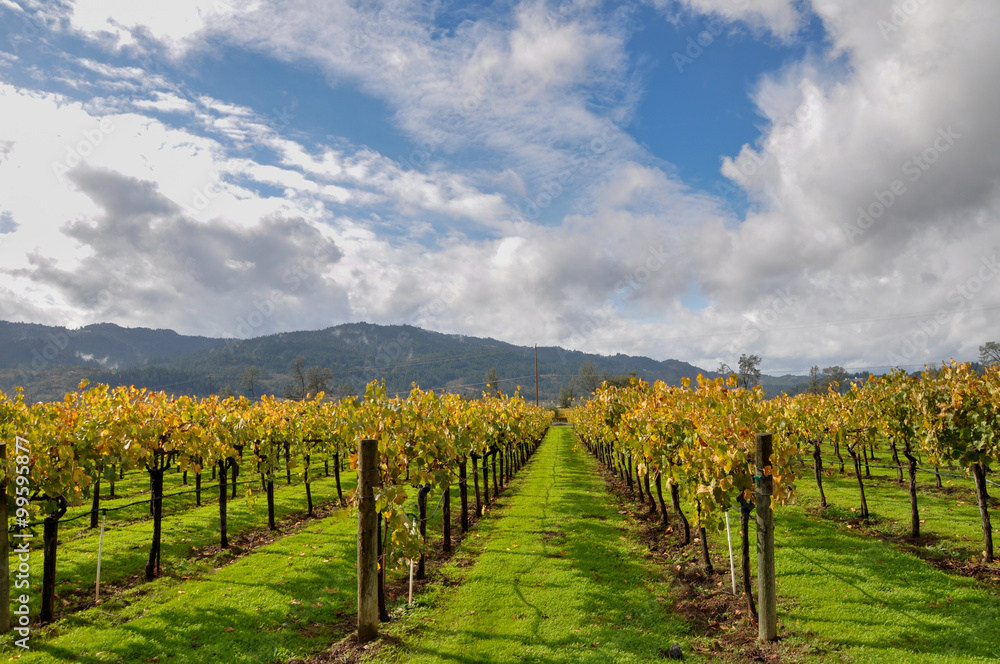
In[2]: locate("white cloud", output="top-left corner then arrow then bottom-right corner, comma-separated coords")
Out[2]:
66,0 -> 239,55
652,0 -> 803,39
671,0 -> 1000,370
4,0 -> 1000,375
0,63 -> 539,337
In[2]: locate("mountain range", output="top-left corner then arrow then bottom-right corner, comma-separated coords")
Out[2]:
0,320 -> 817,403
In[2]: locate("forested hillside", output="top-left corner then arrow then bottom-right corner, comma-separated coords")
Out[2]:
0,321 -> 715,402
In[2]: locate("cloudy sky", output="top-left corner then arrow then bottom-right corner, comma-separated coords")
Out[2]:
1,0 -> 998,374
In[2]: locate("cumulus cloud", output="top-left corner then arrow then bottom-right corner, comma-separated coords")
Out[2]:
9,165 -> 349,337
3,0 -> 999,375
691,0 -> 1000,369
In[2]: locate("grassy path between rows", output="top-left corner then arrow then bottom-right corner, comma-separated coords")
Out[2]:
0,465 -> 472,663
5,505 -> 360,663
689,465 -> 1000,663
795,448 -> 999,563
770,509 -> 1000,663
5,468 -> 356,619
368,425 -> 692,664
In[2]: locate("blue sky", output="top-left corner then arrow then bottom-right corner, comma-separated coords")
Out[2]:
0,0 -> 998,374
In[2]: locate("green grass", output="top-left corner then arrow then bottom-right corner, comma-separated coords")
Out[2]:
8,434 -> 996,664
58,455 -> 345,534
5,510 -> 359,663
693,456 -> 1000,662
2,464 -> 357,621
793,449 -> 998,562
0,458 -> 472,662
368,426 -> 693,664
717,507 -> 1000,664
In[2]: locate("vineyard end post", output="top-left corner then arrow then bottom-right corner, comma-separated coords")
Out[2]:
755,432 -> 778,642
357,438 -> 379,643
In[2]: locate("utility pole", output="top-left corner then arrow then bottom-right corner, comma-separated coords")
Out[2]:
208,375 -> 213,396
534,344 -> 539,407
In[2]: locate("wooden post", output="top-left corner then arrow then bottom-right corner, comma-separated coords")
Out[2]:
472,454 -> 482,516
812,440 -> 827,508
145,466 -> 165,580
357,438 -> 379,643
218,459 -> 228,549
755,432 -> 777,642
284,442 -> 292,485
334,452 -> 345,506
971,461 -> 994,563
459,460 -> 469,533
90,465 -> 101,528
40,516 -> 58,623
230,456 -> 239,499
417,485 -> 430,579
40,498 -> 66,624
377,513 -> 390,622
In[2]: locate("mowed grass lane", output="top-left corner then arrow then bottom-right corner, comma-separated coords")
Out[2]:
370,425 -> 692,664
6,508 -> 360,664
698,465 -> 1000,663
2,466 -> 467,663
3,466 -> 356,619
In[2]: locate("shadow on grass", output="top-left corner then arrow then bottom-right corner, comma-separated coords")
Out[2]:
777,509 -> 1000,661
20,473 -> 359,619
12,502 -> 361,663
391,427 -> 685,664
